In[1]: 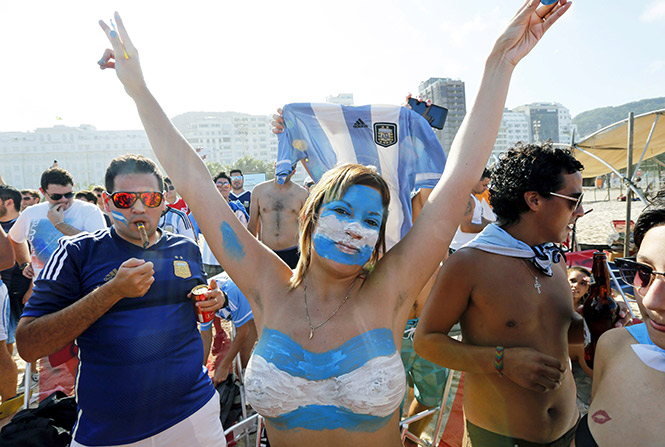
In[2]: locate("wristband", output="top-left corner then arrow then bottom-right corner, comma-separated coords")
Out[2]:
55,221 -> 65,227
494,346 -> 504,377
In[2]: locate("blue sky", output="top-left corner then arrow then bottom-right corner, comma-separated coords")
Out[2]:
1,0 -> 664,132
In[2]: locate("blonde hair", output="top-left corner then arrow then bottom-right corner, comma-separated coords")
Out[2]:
290,164 -> 390,288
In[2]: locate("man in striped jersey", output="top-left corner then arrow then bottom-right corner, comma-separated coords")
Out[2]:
15,154 -> 226,447
158,203 -> 197,241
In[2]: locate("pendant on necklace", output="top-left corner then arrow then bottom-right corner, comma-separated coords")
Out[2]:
309,328 -> 314,340
534,277 -> 542,294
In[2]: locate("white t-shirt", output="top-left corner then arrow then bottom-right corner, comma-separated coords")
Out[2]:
9,200 -> 106,276
450,195 -> 483,251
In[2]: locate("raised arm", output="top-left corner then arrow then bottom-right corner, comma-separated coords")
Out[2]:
373,0 -> 572,315
98,14 -> 289,313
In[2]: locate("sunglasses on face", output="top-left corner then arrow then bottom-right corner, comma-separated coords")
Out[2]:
109,191 -> 164,209
231,176 -> 242,181
22,197 -> 32,201
45,192 -> 74,201
166,185 -> 175,191
216,182 -> 230,188
615,257 -> 665,292
549,191 -> 584,211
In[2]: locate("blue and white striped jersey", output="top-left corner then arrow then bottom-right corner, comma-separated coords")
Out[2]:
158,206 -> 196,241
276,103 -> 446,248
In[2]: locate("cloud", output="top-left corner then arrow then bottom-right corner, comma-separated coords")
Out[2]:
640,1 -> 665,22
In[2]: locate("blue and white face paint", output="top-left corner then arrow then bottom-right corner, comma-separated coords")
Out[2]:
313,185 -> 383,266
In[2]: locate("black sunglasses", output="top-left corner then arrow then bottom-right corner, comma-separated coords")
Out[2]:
22,196 -> 32,201
45,191 -> 74,201
109,191 -> 164,209
615,257 -> 665,292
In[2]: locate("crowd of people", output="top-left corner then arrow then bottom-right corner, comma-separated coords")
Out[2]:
0,1 -> 663,446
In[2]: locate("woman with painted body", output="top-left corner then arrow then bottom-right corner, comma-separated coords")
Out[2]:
575,195 -> 665,446
98,1 -> 570,445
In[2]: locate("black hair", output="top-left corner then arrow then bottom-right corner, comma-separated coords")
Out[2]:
75,190 -> 98,203
213,171 -> 231,184
634,191 -> 665,249
490,142 -> 584,226
105,154 -> 164,193
40,167 -> 74,191
0,185 -> 22,212
481,168 -> 492,180
21,189 -> 40,200
230,169 -> 242,177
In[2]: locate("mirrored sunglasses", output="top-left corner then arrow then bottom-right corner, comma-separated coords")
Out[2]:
549,191 -> 584,210
109,191 -> 164,209
231,176 -> 242,181
615,257 -> 665,292
46,192 -> 74,201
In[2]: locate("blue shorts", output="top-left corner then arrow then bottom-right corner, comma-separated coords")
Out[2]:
401,318 -> 449,407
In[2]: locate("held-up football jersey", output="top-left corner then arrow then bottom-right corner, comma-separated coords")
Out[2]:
23,227 -> 214,446
276,103 -> 447,248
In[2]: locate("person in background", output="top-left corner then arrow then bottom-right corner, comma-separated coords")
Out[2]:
566,266 -> 593,414
20,189 -> 41,211
576,193 -> 665,446
75,190 -> 99,204
229,169 -> 251,213
449,168 -> 493,251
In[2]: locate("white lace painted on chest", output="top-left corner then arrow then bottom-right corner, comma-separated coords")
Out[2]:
244,351 -> 406,418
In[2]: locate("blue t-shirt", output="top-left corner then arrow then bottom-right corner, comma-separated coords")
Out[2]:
24,227 -> 215,446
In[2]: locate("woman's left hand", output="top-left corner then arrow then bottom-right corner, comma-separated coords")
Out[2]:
492,0 -> 572,67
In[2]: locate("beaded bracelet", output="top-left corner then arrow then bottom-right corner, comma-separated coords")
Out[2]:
494,346 -> 504,377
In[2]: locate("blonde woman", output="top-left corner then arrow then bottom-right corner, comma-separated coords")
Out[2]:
98,1 -> 571,445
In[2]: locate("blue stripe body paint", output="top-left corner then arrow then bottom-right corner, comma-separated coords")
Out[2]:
221,221 -> 245,261
252,327 -> 395,381
110,210 -> 128,226
313,185 -> 383,266
268,405 -> 392,432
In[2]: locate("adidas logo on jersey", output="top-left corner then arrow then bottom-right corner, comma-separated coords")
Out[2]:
353,118 -> 368,129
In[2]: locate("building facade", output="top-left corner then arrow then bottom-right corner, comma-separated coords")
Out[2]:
491,109 -> 531,161
512,102 -> 572,145
172,112 -> 277,167
417,78 -> 466,155
326,93 -> 354,106
0,125 -> 155,190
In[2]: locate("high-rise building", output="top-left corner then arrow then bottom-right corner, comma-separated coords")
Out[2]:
326,93 -> 354,106
491,109 -> 531,160
0,125 -> 155,189
172,112 -> 278,167
417,78 -> 466,154
512,102 -> 572,144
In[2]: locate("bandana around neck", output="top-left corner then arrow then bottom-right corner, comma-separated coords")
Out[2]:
462,224 -> 562,277
628,323 -> 665,373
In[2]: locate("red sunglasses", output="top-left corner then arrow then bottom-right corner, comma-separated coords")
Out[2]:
109,191 -> 164,209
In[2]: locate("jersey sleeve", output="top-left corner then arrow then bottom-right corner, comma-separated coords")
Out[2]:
23,236 -> 83,318
223,281 -> 253,327
177,213 -> 197,241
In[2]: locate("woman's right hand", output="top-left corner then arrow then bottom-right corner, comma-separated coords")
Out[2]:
98,12 -> 148,99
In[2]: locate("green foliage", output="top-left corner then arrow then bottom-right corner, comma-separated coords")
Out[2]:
205,156 -> 274,180
573,97 -> 665,139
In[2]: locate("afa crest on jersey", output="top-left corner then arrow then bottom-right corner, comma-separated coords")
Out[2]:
373,122 -> 397,148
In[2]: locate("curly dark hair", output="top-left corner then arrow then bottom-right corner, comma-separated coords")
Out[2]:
634,191 -> 665,249
489,142 -> 583,226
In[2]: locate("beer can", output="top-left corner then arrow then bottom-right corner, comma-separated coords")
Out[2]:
191,284 -> 215,323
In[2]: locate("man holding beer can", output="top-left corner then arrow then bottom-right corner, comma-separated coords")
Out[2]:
16,154 -> 226,447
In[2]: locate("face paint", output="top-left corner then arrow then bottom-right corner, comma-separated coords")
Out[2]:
313,185 -> 383,266
111,210 -> 128,226
221,221 -> 245,261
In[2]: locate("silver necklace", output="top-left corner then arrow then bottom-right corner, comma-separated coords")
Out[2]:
521,260 -> 542,294
303,277 -> 358,340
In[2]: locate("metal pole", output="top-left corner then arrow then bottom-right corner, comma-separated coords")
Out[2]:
624,112 -> 634,257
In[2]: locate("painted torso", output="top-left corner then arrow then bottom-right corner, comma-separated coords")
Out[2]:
244,327 -> 406,432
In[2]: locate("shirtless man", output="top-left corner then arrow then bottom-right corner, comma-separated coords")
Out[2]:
247,169 -> 308,269
415,143 -> 586,446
